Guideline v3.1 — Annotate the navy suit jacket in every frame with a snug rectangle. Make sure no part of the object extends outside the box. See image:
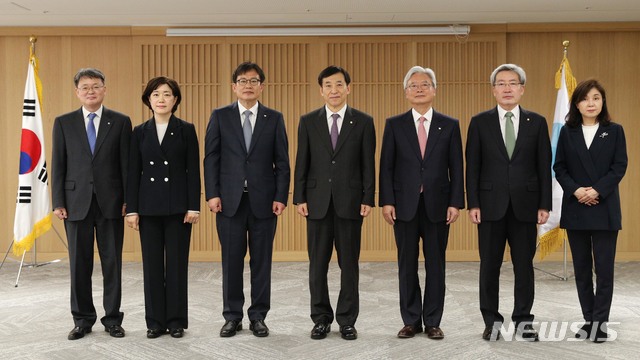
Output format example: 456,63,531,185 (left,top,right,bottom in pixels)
466,107,552,222
126,116,201,216
203,101,290,219
553,122,627,230
293,106,376,220
379,110,464,222
52,107,132,221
